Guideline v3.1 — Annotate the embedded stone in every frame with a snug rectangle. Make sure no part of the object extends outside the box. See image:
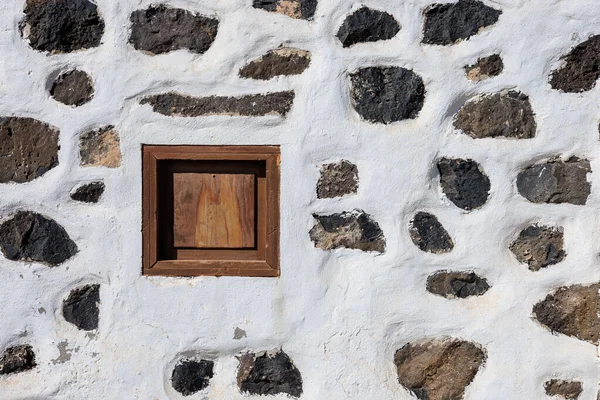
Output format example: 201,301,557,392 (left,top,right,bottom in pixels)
394,338,486,400
454,91,536,139
140,91,295,117
437,158,490,211
129,6,219,55
239,48,311,80
171,358,214,396
253,0,317,20
545,379,583,400
349,66,425,124
0,345,36,375
336,7,400,47
63,284,100,331
517,157,591,205
532,283,600,345
509,225,565,271
422,0,502,45
316,160,358,198
409,212,453,254
70,181,105,203
50,70,94,107
0,211,77,266
79,126,122,168
309,210,385,253
237,350,303,397
465,54,504,81
550,35,600,93
20,0,105,53
0,117,59,183
426,271,489,299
